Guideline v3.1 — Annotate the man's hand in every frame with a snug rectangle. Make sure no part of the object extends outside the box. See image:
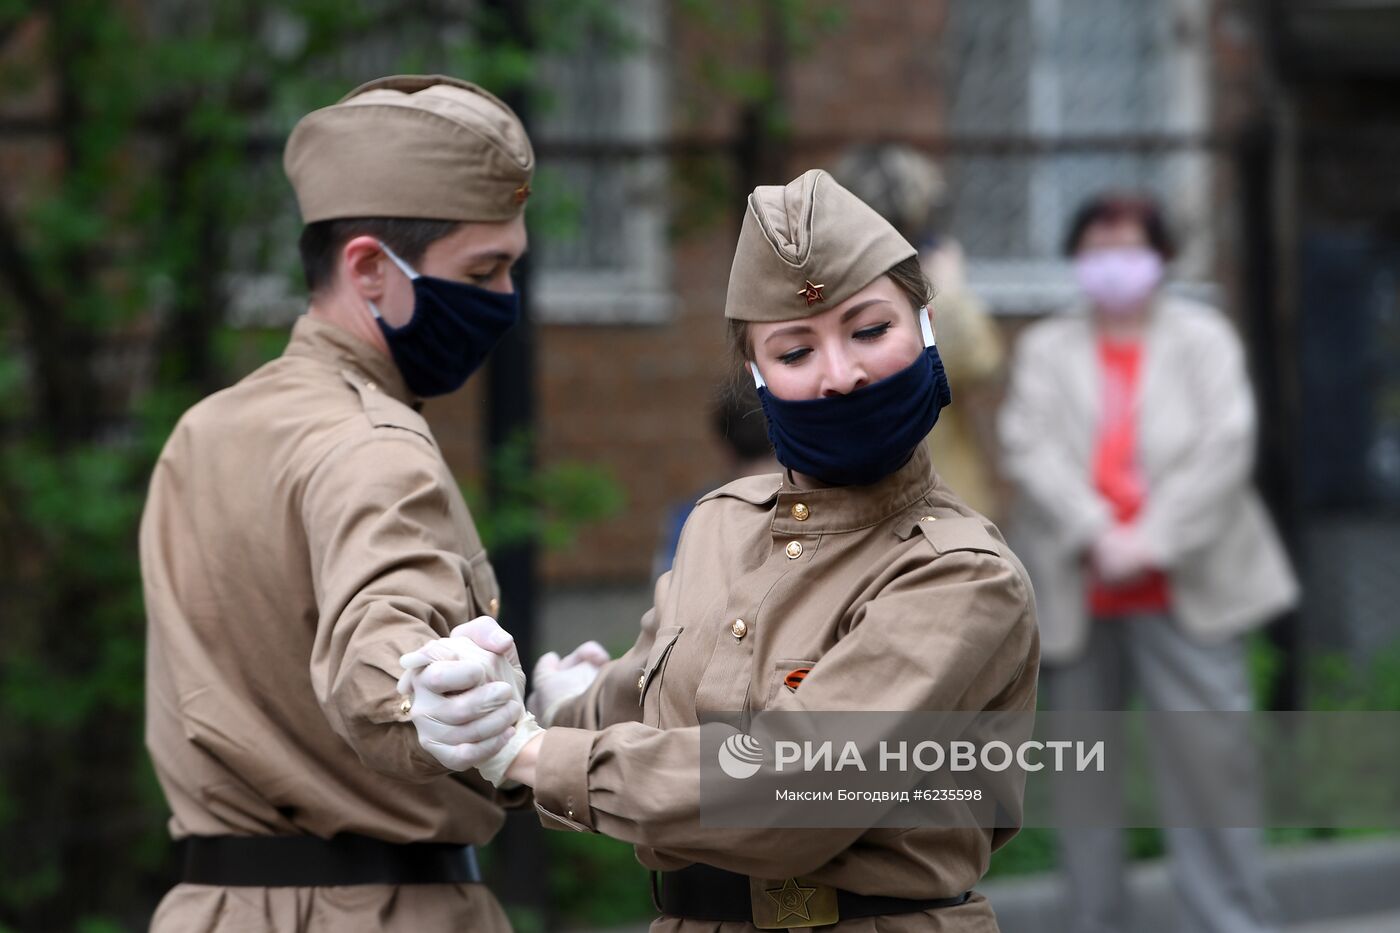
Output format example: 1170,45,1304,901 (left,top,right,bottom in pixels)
528,641,611,727
398,618,544,785
449,615,522,672
397,636,522,773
